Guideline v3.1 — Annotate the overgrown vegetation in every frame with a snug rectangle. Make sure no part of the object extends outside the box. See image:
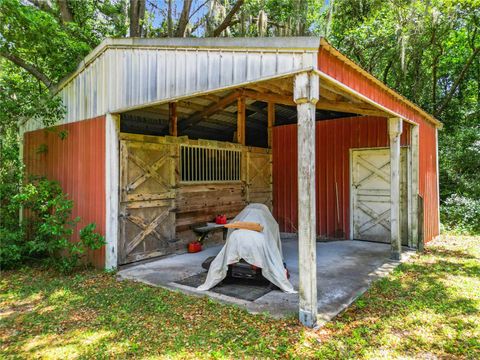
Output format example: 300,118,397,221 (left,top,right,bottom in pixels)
1,235,478,358
321,0,480,234
0,0,479,268
0,177,105,272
